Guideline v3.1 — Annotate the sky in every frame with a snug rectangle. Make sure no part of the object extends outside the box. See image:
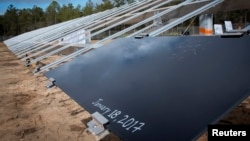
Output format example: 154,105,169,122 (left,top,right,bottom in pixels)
0,0,102,15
